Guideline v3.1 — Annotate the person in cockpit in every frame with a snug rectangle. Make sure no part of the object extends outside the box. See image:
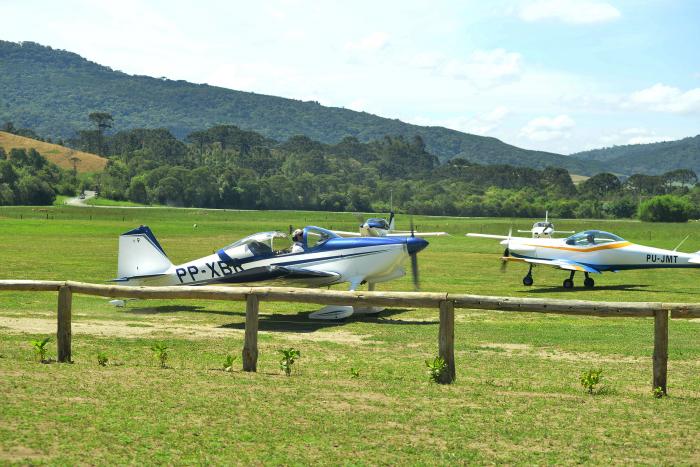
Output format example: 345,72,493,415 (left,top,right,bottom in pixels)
290,229,305,253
